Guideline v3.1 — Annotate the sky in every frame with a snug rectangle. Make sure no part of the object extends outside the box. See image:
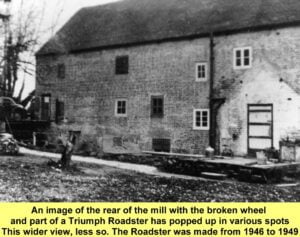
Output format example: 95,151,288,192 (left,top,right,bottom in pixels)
11,0,120,45
0,0,120,98
36,0,120,44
